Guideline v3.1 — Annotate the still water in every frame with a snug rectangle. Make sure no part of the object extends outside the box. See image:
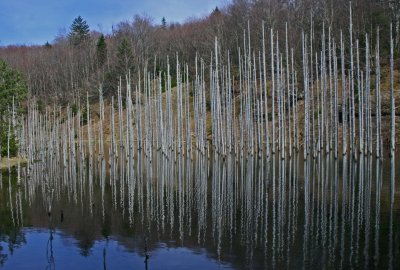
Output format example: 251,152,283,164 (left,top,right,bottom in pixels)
1,151,399,269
